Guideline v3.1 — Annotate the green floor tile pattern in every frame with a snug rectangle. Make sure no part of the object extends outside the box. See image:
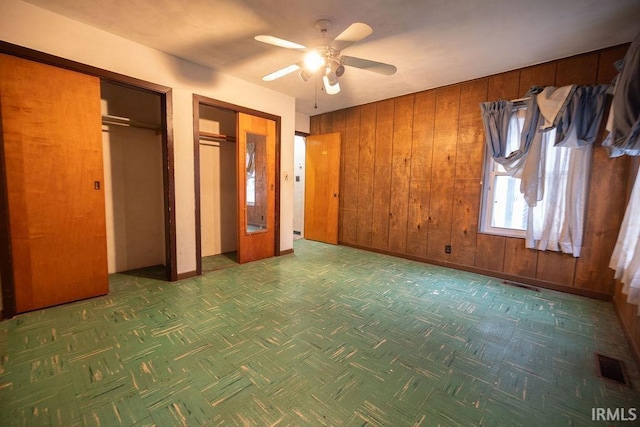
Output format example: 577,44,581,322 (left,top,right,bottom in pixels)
1,240,639,426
